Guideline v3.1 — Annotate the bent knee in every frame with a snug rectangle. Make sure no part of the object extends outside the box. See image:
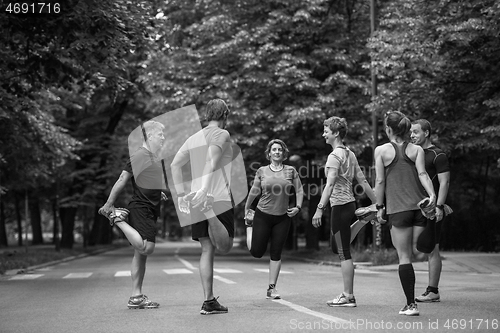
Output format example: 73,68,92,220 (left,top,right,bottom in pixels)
139,243,155,255
250,248,265,259
217,242,233,255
